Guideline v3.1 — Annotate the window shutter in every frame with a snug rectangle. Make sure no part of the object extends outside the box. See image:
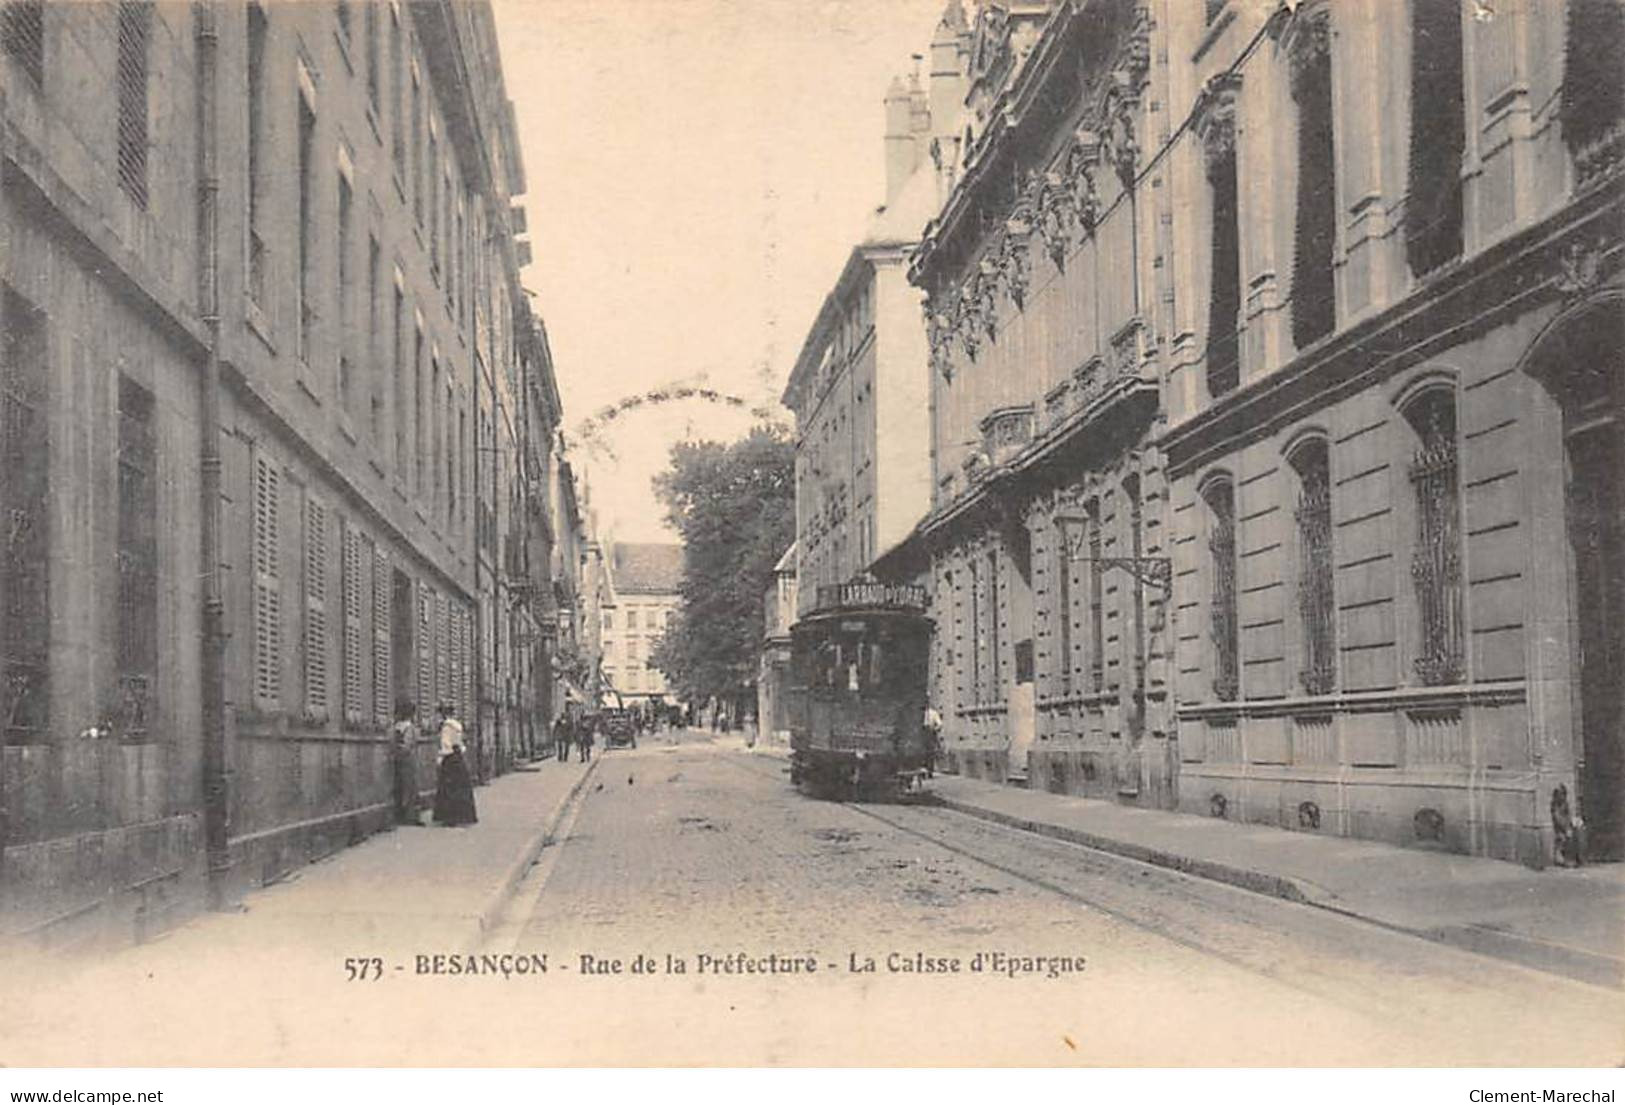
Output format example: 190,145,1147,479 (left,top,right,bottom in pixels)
341,521,365,725
435,590,450,712
304,495,330,719
373,546,392,726
252,454,282,709
417,584,434,714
